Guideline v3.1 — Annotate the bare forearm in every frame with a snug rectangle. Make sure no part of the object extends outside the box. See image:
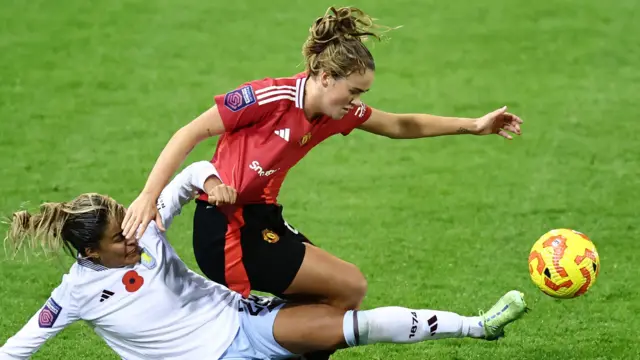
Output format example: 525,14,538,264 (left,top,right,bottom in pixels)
141,127,202,198
203,174,223,191
396,113,478,139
